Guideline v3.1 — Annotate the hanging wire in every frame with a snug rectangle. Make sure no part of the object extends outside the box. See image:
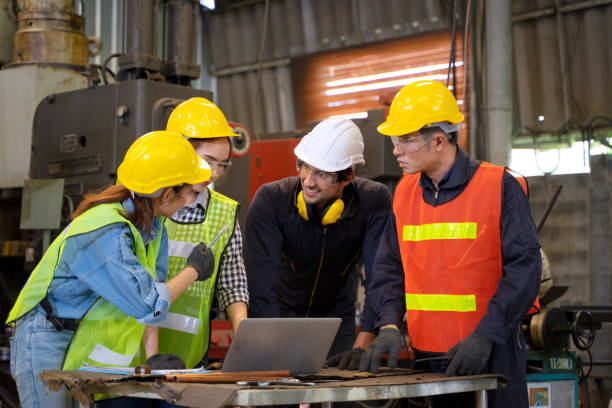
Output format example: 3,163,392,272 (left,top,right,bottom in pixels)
586,116,612,149
102,53,121,84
